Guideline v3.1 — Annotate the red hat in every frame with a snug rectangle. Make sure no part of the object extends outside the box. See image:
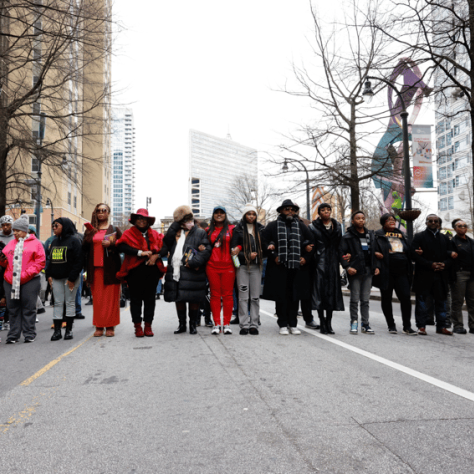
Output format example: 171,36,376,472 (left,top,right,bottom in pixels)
130,208,156,226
